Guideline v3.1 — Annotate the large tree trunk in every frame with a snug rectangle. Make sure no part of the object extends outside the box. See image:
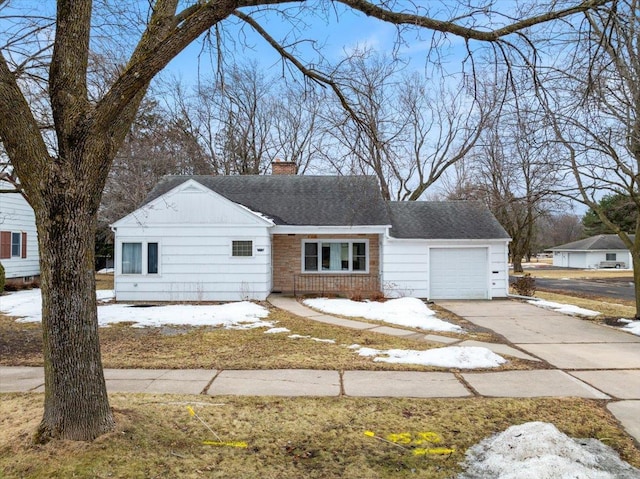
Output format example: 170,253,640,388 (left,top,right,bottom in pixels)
512,255,524,273
34,188,114,442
